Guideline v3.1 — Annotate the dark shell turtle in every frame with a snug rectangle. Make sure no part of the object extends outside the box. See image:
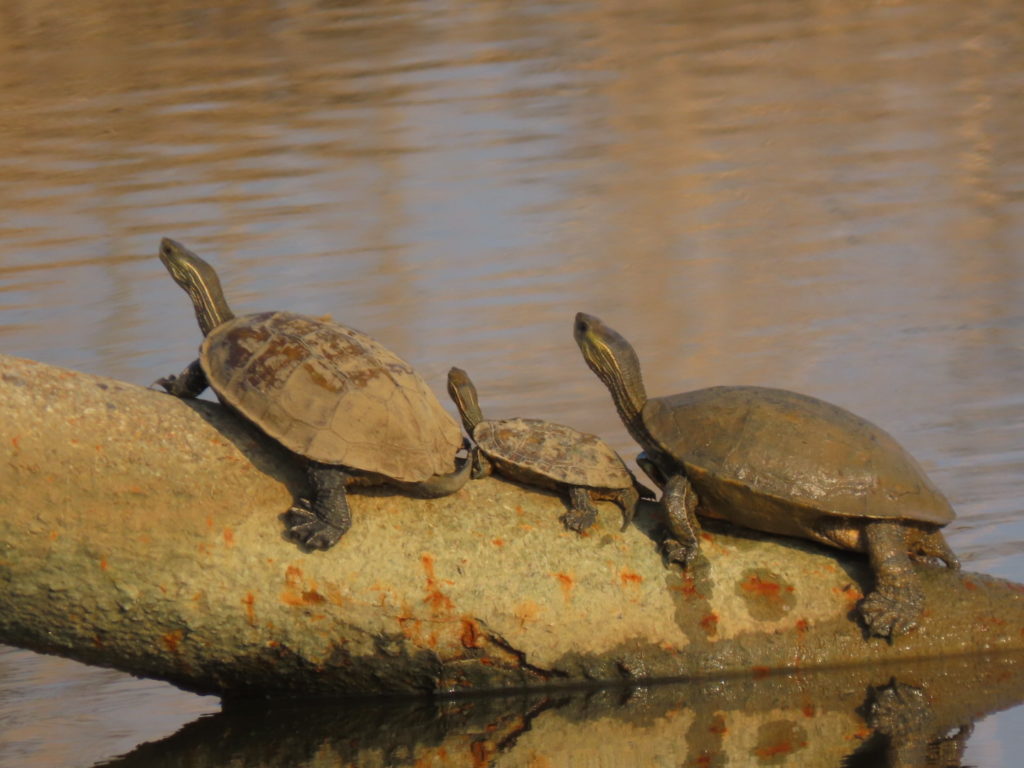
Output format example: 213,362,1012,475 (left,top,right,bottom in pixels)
154,238,469,551
447,367,650,532
574,312,958,639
